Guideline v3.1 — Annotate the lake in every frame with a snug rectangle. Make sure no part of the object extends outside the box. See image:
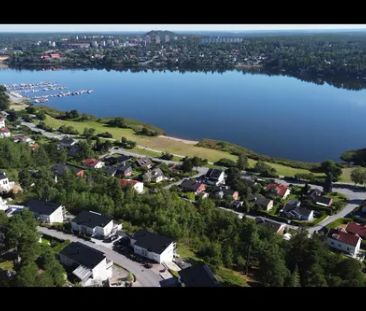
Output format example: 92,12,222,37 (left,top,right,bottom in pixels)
1,68,366,162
